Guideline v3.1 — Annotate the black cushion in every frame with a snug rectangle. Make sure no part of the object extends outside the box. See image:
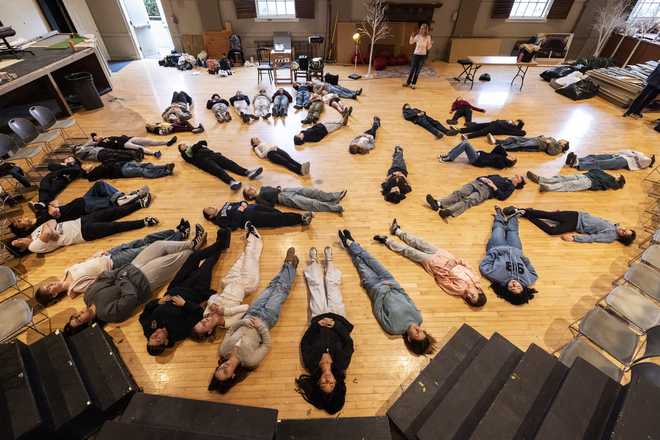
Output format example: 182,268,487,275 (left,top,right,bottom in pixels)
0,26,16,38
